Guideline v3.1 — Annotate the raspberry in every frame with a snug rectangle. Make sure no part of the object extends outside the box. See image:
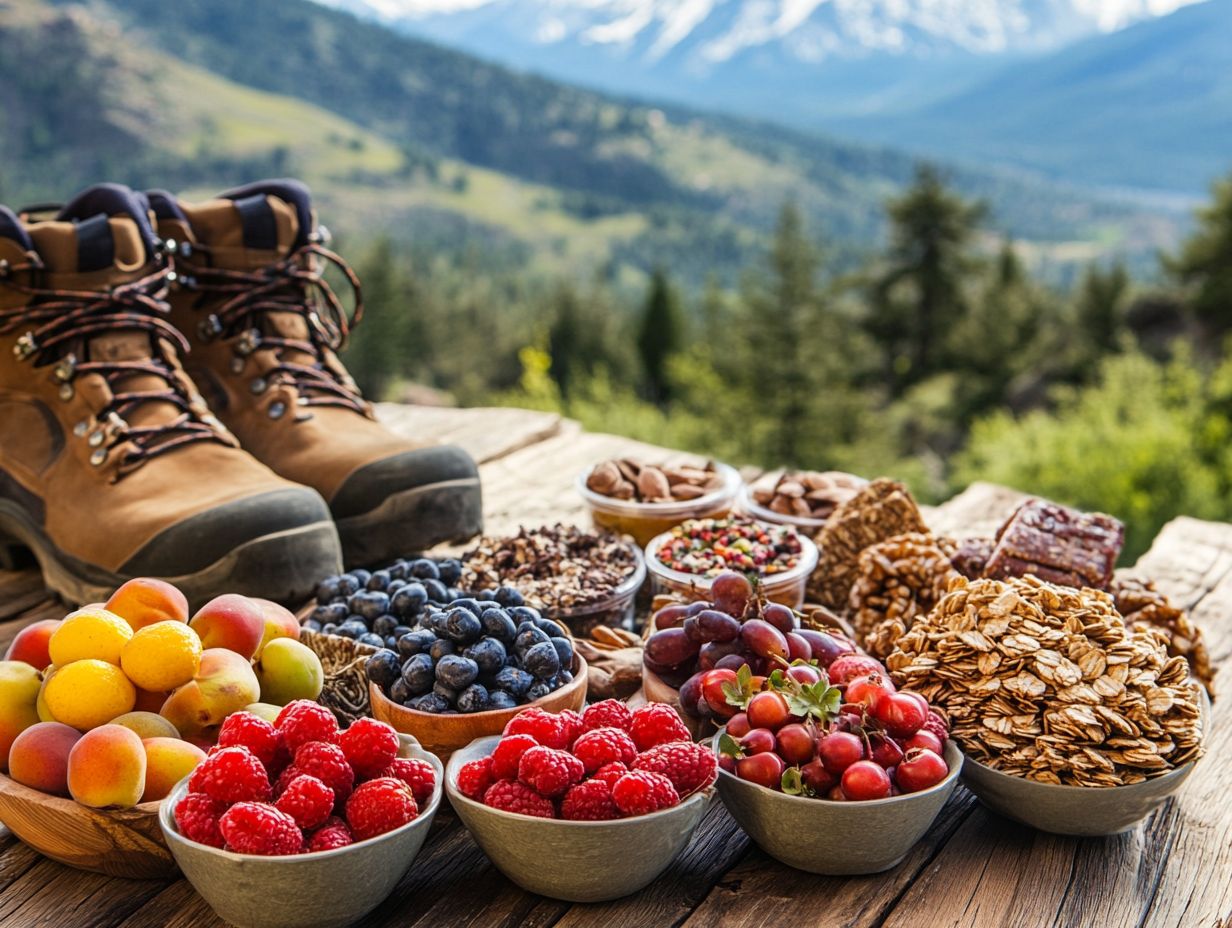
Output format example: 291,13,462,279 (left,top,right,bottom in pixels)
307,817,354,852
338,718,399,779
294,742,355,801
572,727,637,774
923,710,949,743
188,746,271,804
382,757,436,806
581,699,633,733
629,703,691,752
558,709,583,748
633,741,717,797
561,779,619,821
276,700,339,753
482,779,555,818
219,802,304,856
174,792,226,848
217,711,281,772
455,756,495,801
274,774,335,829
591,761,628,789
611,770,679,817
490,734,539,780
345,777,418,841
517,745,584,798
503,707,568,749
